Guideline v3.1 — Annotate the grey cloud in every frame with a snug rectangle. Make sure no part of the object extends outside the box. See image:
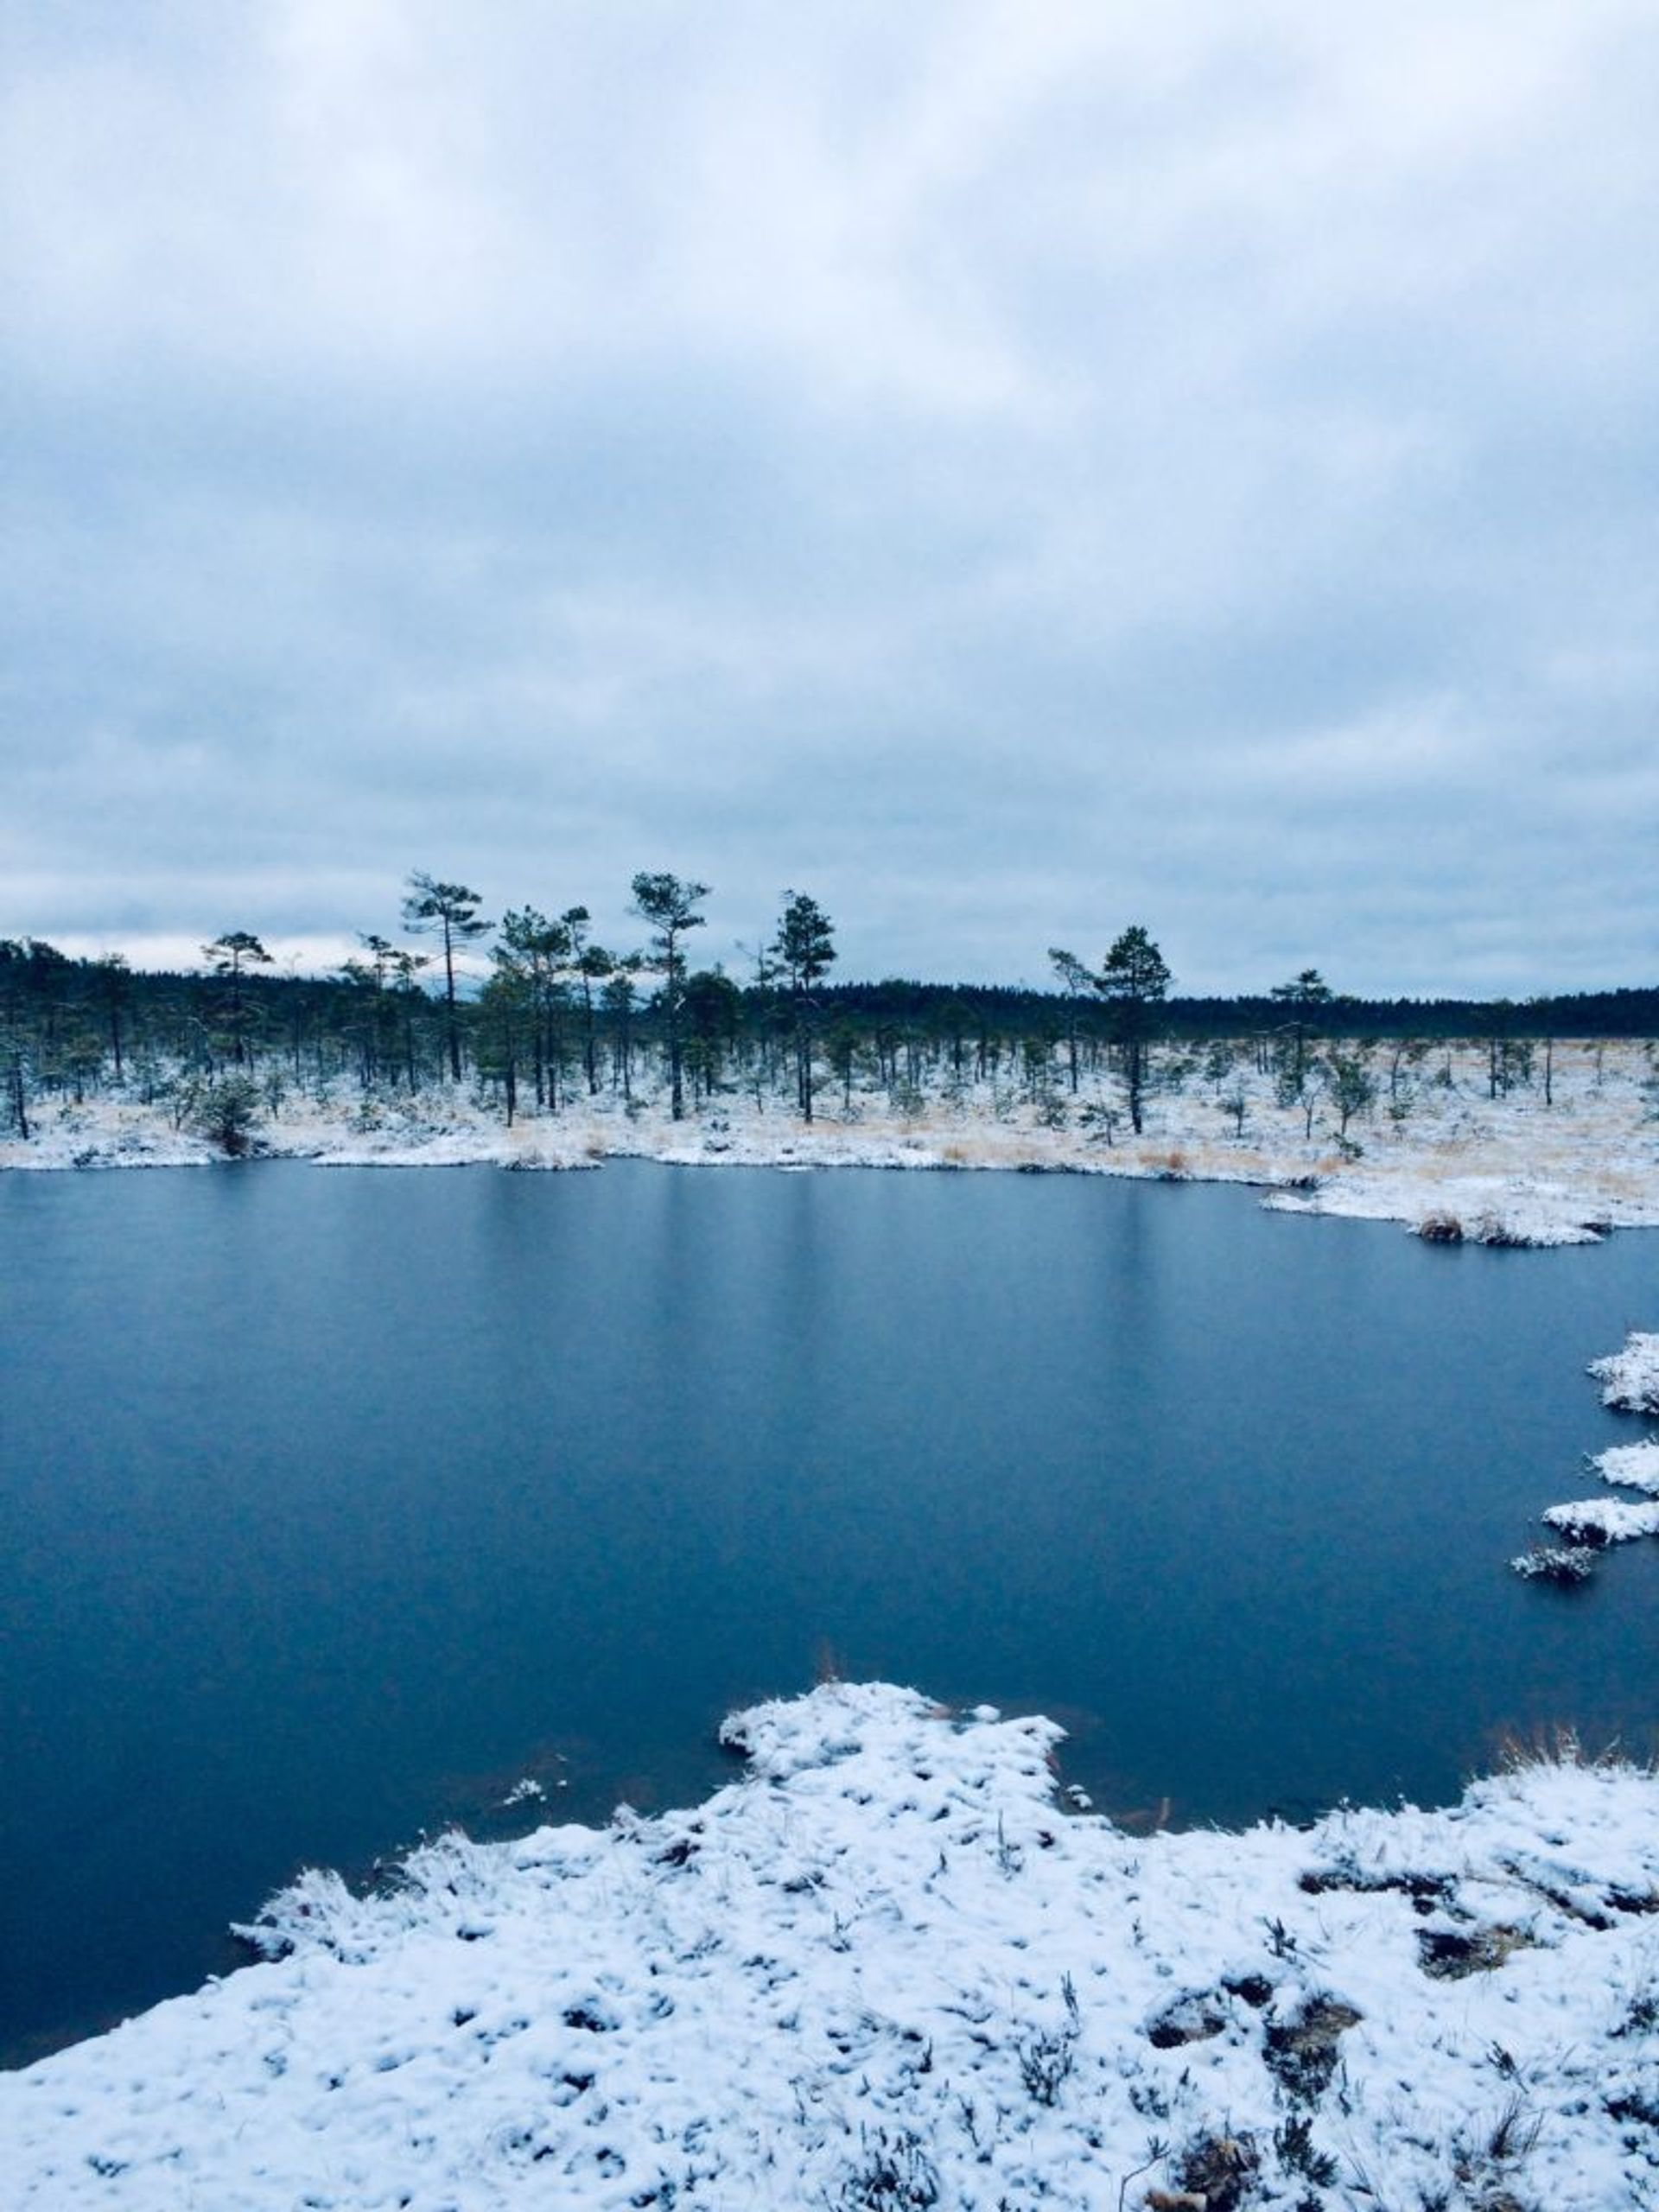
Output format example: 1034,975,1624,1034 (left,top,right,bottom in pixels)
3,2,1657,995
